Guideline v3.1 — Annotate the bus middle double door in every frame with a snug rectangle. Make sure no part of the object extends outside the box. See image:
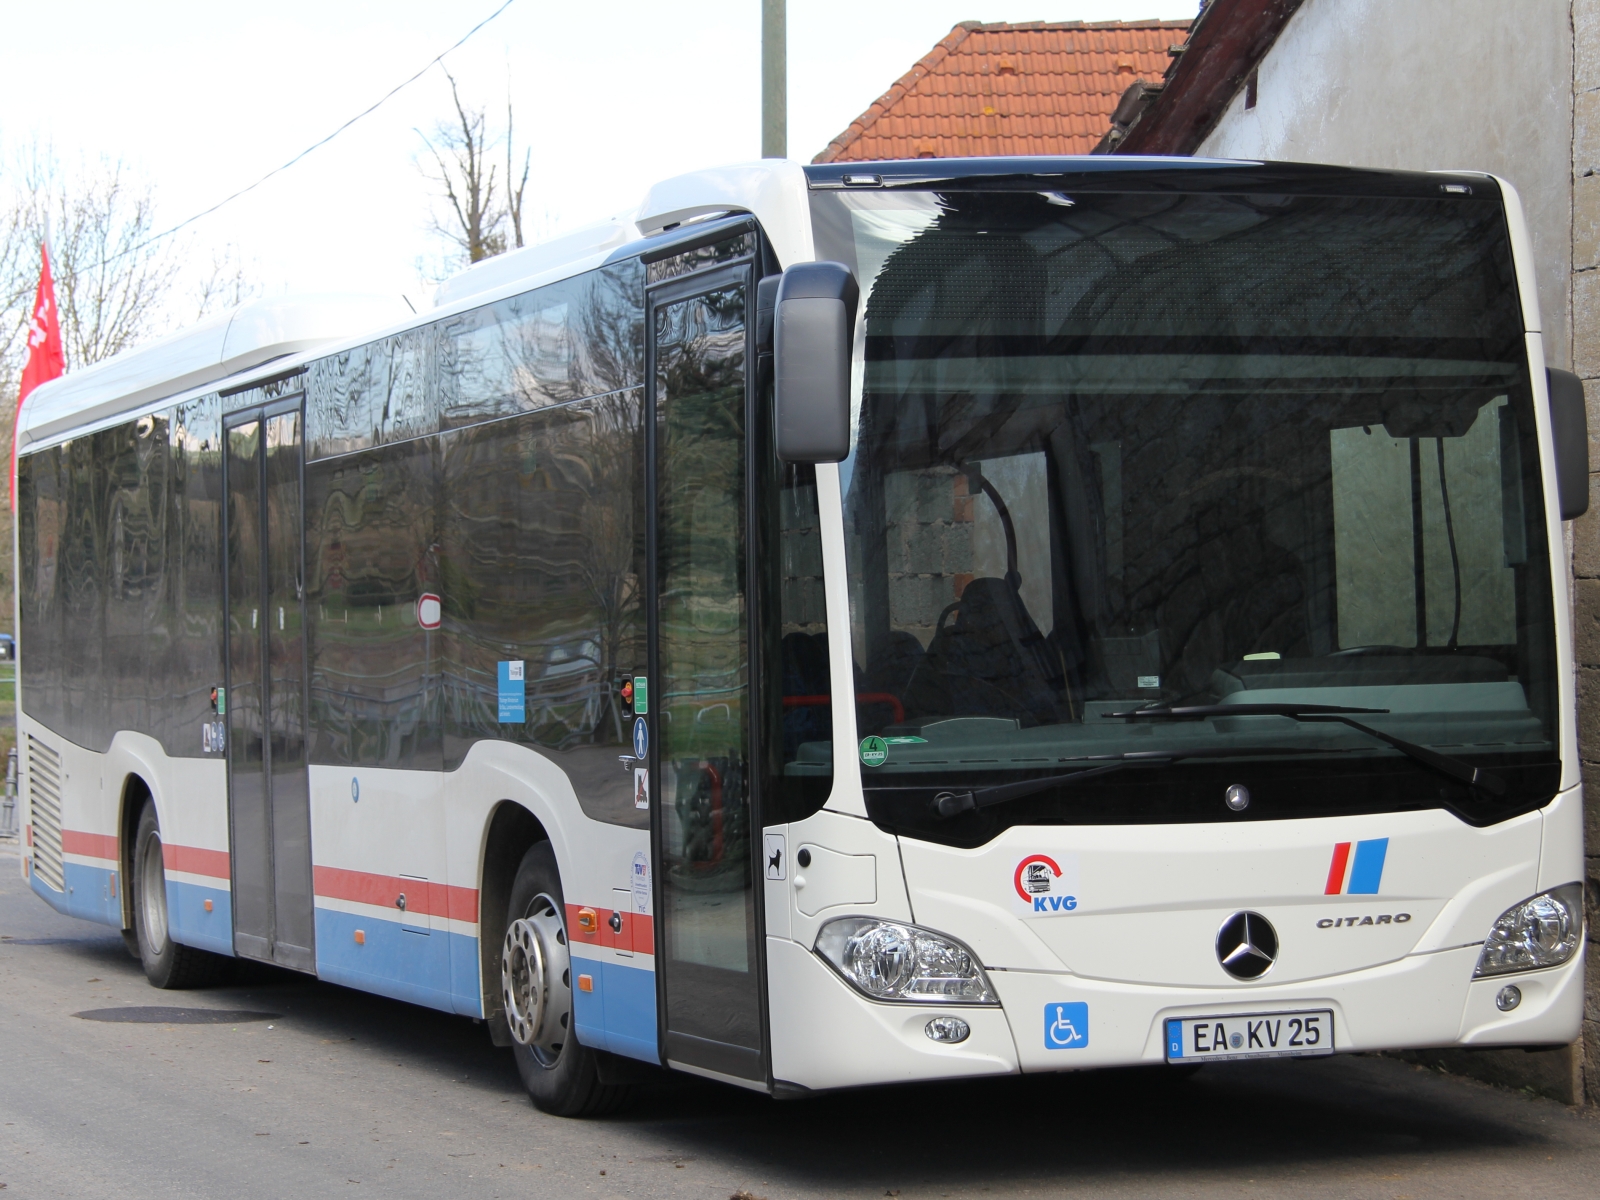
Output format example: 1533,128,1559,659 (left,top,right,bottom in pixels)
223,396,315,972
